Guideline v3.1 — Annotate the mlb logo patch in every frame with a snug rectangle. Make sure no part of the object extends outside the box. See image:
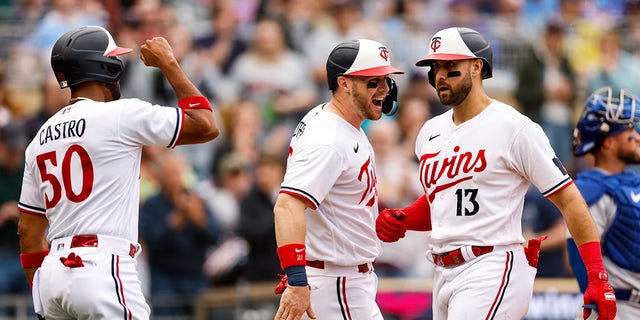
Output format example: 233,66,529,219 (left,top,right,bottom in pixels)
57,243,65,251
